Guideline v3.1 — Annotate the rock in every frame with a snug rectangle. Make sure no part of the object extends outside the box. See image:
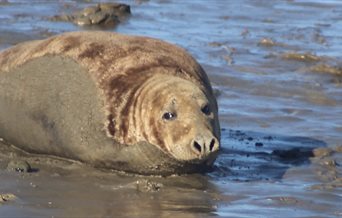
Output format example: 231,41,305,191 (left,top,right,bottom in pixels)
281,52,322,62
50,3,130,27
208,42,225,47
0,193,16,203
319,158,337,169
258,38,276,47
99,3,131,14
50,14,74,22
89,11,109,24
313,147,333,158
309,64,342,76
81,6,100,16
74,17,92,26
